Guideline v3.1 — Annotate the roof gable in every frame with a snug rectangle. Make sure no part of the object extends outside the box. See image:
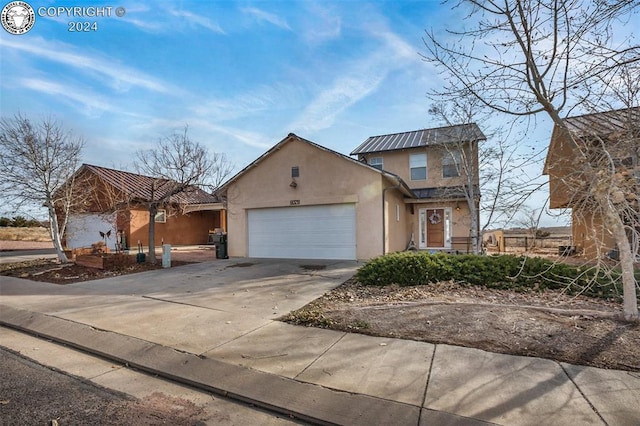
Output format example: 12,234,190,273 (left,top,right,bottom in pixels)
544,106,639,174
563,107,639,138
351,123,486,155
218,133,414,197
81,164,218,205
